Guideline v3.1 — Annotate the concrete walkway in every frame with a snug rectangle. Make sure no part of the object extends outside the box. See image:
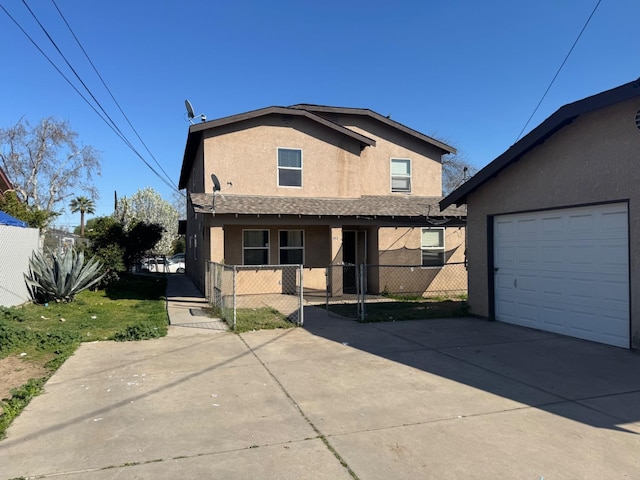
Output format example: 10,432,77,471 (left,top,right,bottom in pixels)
2,275,640,479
